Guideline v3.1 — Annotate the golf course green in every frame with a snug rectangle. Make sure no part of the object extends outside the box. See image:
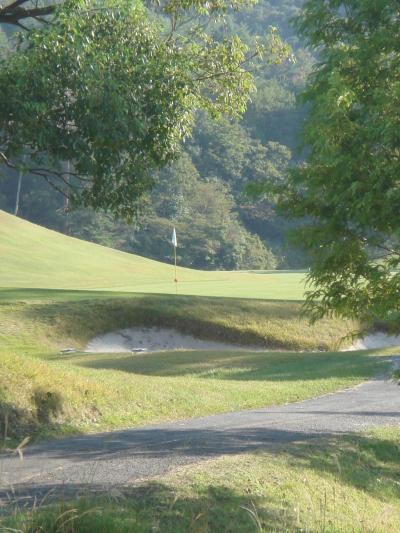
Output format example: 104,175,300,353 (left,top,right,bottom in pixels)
0,210,305,300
